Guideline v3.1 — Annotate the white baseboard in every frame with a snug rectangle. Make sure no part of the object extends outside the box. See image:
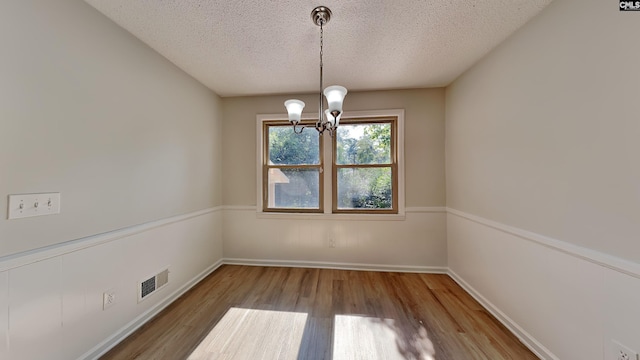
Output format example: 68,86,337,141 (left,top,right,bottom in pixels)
68,207,638,360
80,259,225,360
223,258,448,274
447,269,557,360
81,258,444,359
79,257,561,360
